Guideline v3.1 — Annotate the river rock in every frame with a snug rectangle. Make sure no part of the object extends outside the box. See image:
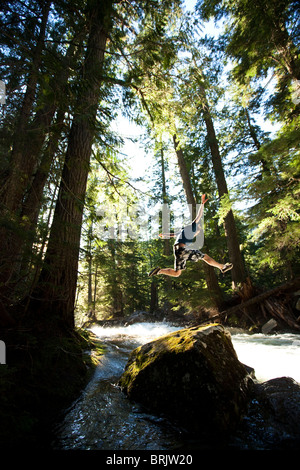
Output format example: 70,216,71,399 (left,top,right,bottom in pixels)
255,377,300,445
231,377,300,449
261,318,277,334
125,311,149,325
119,324,252,436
